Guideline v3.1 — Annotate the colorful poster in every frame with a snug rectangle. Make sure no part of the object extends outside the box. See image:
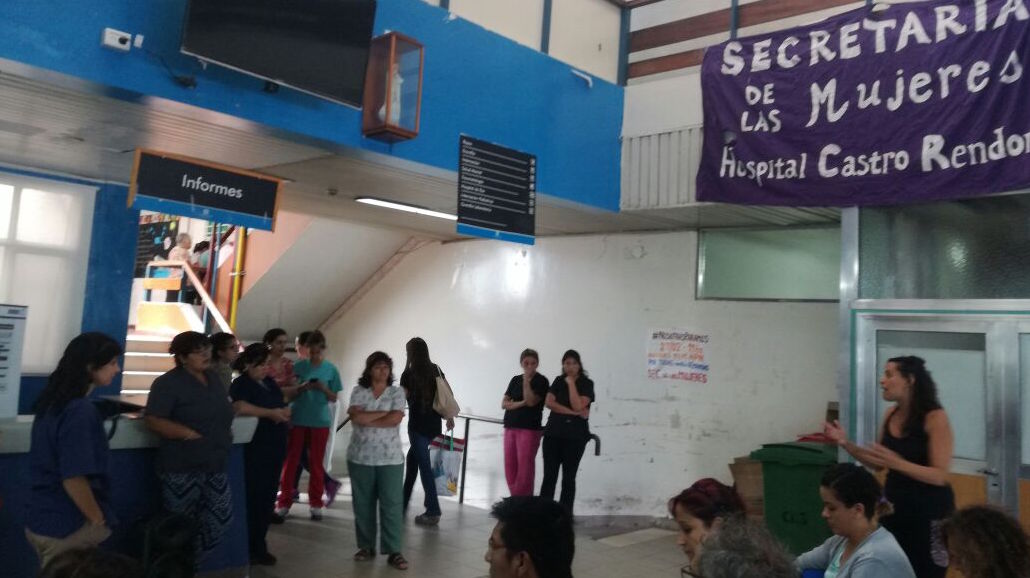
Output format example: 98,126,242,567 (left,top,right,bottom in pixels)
647,328,710,383
697,0,1030,206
